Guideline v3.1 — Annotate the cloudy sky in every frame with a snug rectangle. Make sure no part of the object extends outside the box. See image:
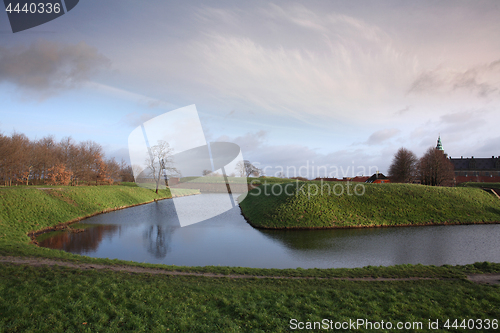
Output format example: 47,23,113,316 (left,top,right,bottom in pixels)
1,0,500,178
